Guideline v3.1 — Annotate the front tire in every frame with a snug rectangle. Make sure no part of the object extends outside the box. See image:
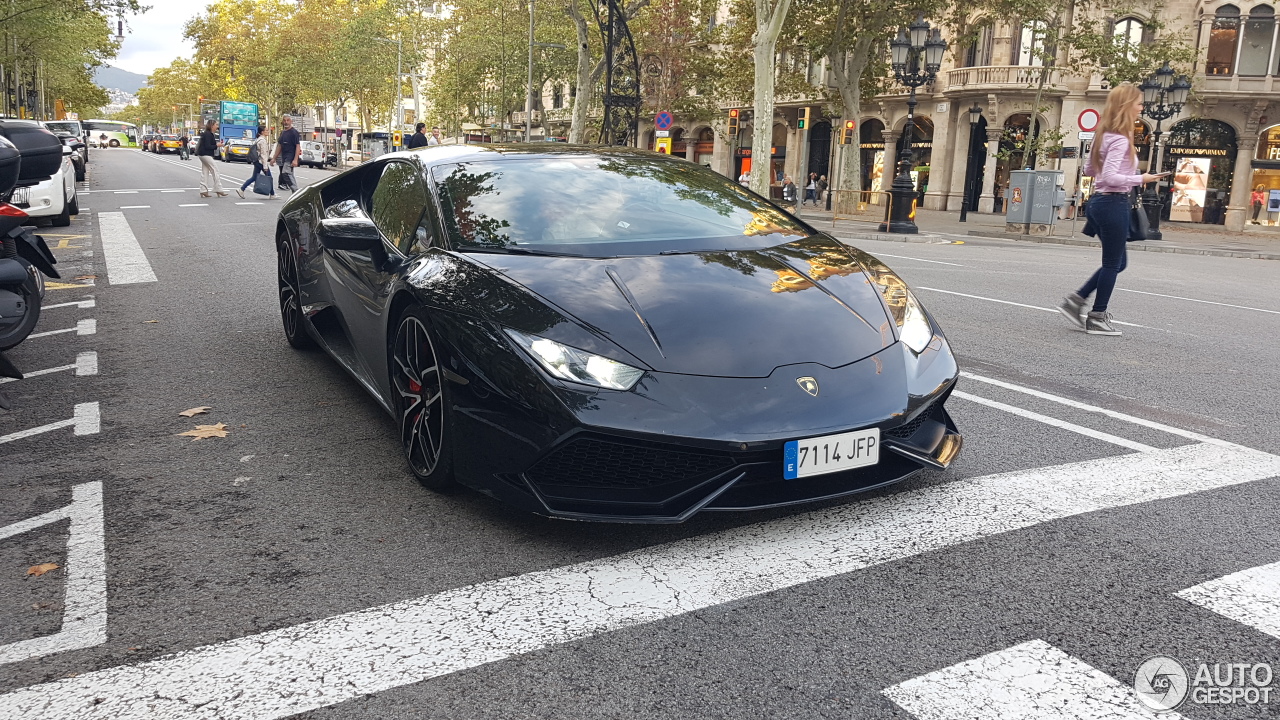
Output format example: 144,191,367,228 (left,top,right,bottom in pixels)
51,190,71,227
276,233,315,350
392,307,456,491
0,277,39,350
